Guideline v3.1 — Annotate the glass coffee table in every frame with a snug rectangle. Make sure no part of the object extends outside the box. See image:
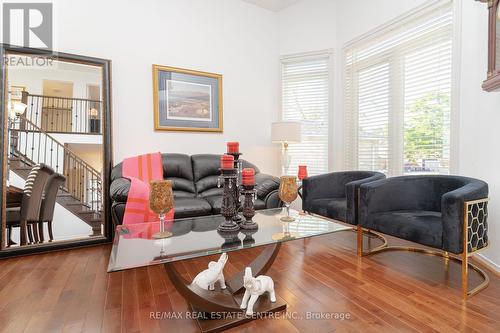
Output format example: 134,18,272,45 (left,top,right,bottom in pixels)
108,208,350,332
